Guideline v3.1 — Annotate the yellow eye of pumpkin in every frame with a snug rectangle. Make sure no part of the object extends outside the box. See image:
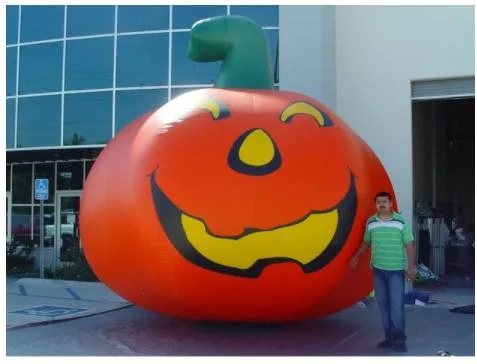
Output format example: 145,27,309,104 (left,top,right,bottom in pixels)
280,101,331,127
196,98,229,120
